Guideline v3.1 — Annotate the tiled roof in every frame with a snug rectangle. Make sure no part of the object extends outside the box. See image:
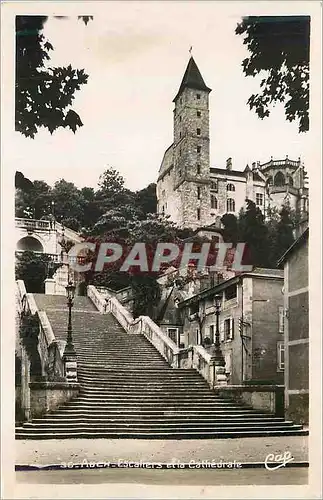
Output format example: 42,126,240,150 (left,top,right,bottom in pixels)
173,57,211,102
